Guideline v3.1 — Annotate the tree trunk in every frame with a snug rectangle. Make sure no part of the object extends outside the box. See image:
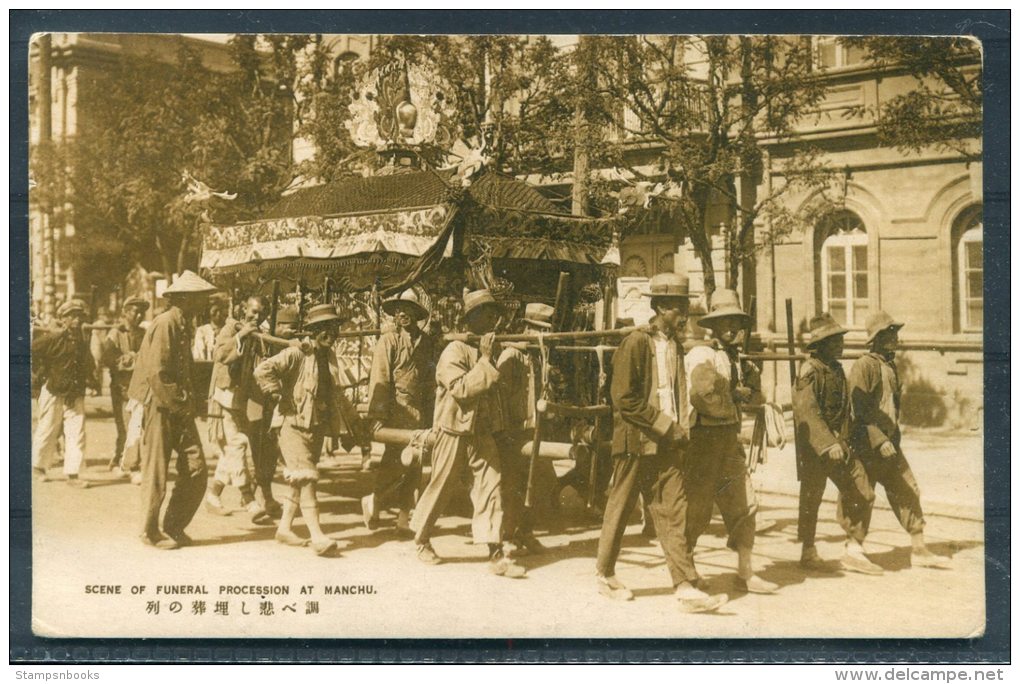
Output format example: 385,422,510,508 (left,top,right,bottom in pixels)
176,232,191,276
571,36,595,217
155,234,174,279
